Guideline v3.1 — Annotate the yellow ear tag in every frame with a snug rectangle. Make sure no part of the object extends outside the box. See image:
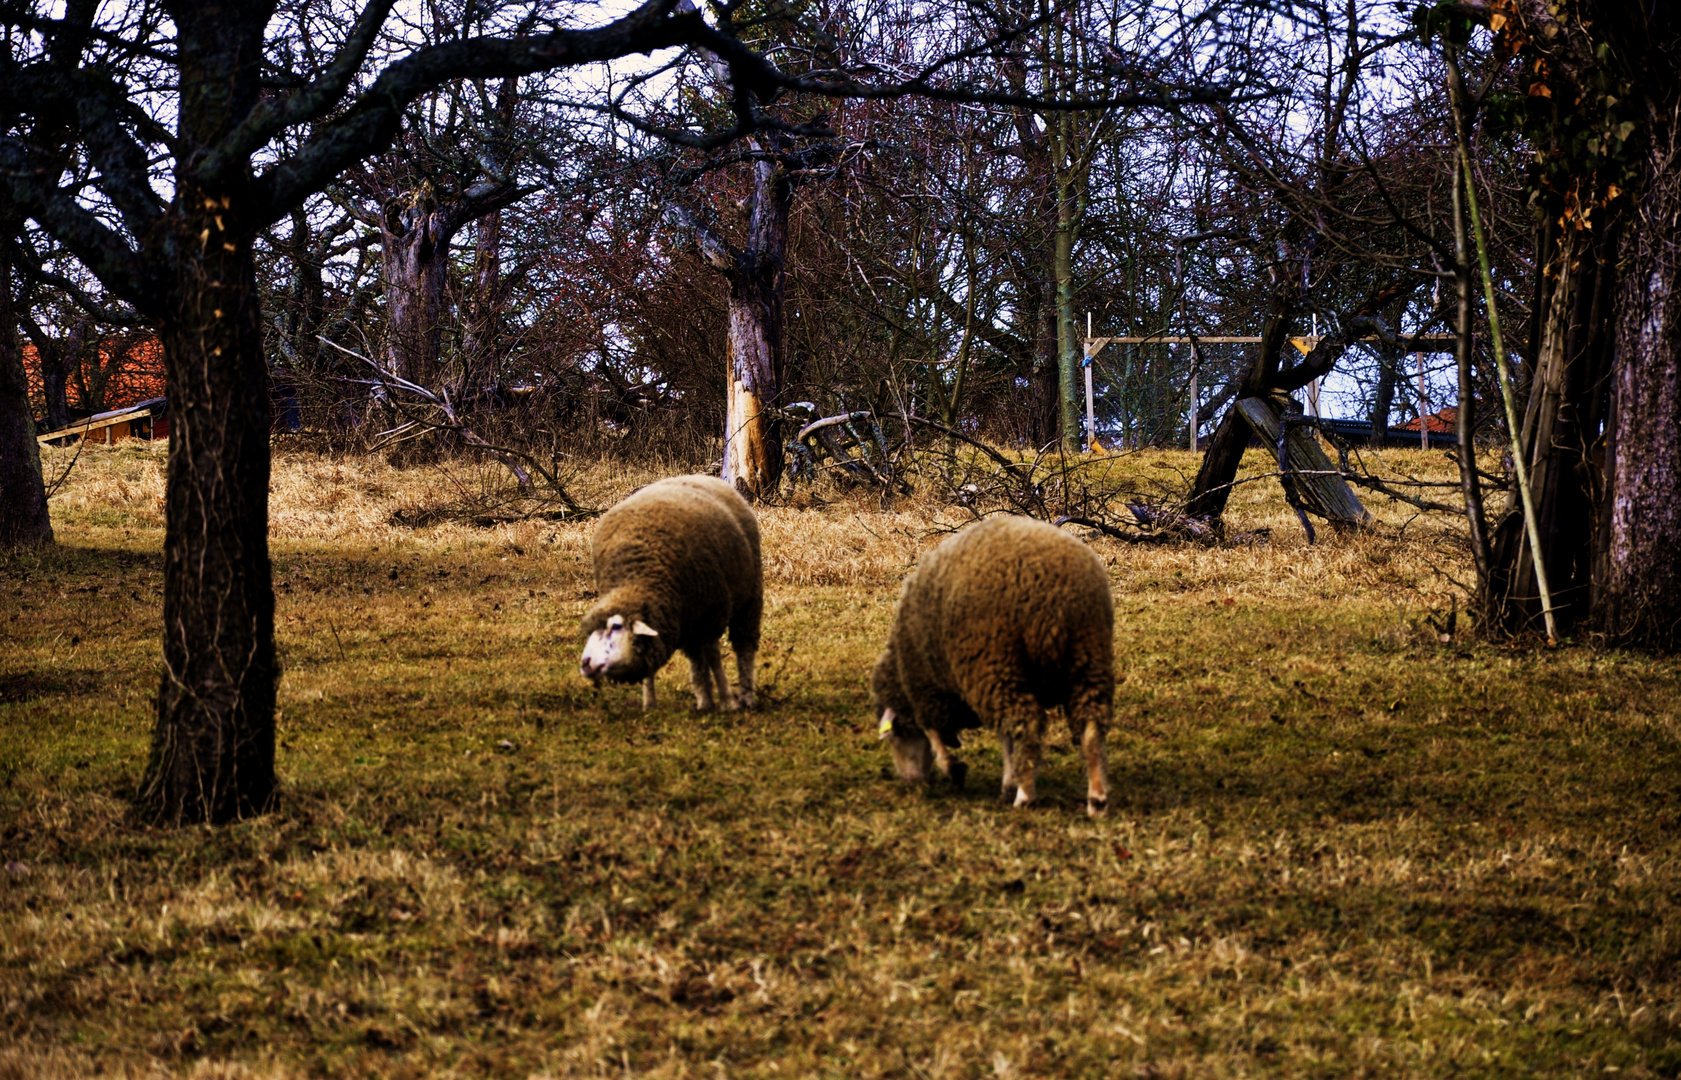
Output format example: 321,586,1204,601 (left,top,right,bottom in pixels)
877,714,893,740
